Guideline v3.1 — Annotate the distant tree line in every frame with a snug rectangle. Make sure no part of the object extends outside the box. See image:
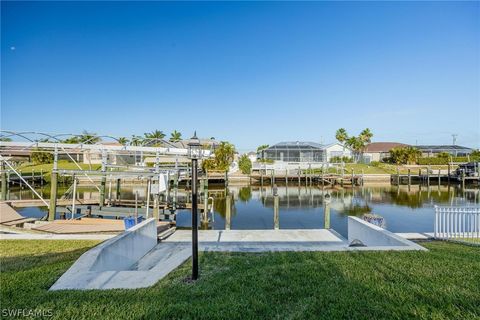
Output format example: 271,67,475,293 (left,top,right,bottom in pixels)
37,129,186,146
385,147,480,165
